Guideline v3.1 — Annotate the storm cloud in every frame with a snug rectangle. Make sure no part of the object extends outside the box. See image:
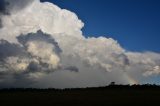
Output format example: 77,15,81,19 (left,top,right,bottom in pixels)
0,0,7,28
0,0,160,88
0,30,62,87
